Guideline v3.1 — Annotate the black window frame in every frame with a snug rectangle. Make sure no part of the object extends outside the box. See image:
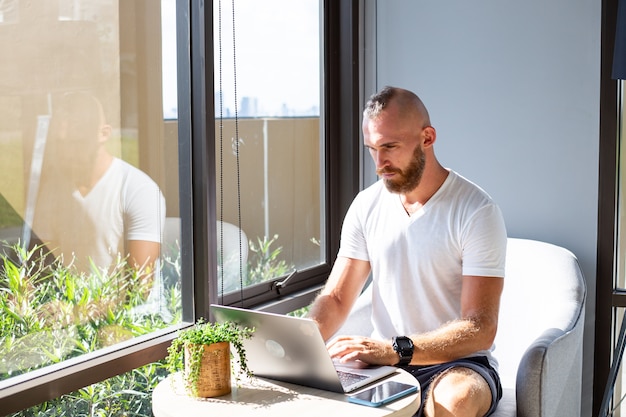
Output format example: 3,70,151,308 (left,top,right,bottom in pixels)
594,0,621,414
0,0,361,414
